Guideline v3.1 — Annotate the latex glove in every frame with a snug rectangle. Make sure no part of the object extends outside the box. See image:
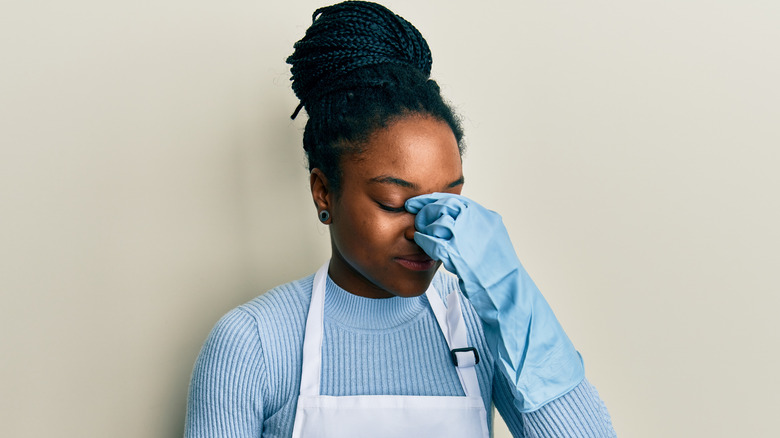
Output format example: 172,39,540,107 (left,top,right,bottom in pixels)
405,193,584,412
